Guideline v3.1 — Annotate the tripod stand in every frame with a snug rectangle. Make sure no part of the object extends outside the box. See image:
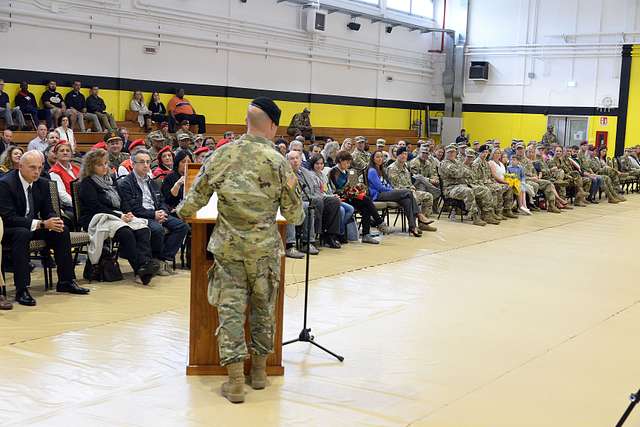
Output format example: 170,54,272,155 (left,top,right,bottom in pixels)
283,192,344,362
616,388,640,427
